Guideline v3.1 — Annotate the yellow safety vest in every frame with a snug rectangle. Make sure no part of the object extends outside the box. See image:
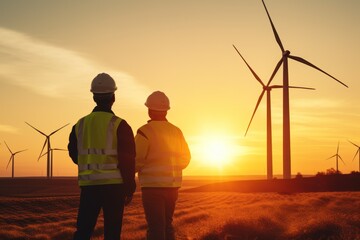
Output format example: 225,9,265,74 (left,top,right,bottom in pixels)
75,112,123,186
135,121,191,188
